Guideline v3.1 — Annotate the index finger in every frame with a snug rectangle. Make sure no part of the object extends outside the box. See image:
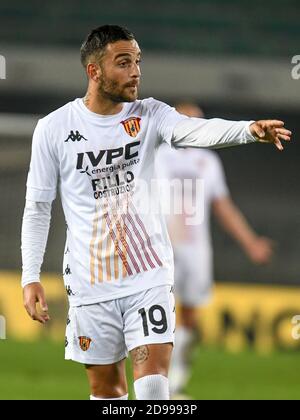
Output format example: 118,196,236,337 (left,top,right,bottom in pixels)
267,120,285,127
